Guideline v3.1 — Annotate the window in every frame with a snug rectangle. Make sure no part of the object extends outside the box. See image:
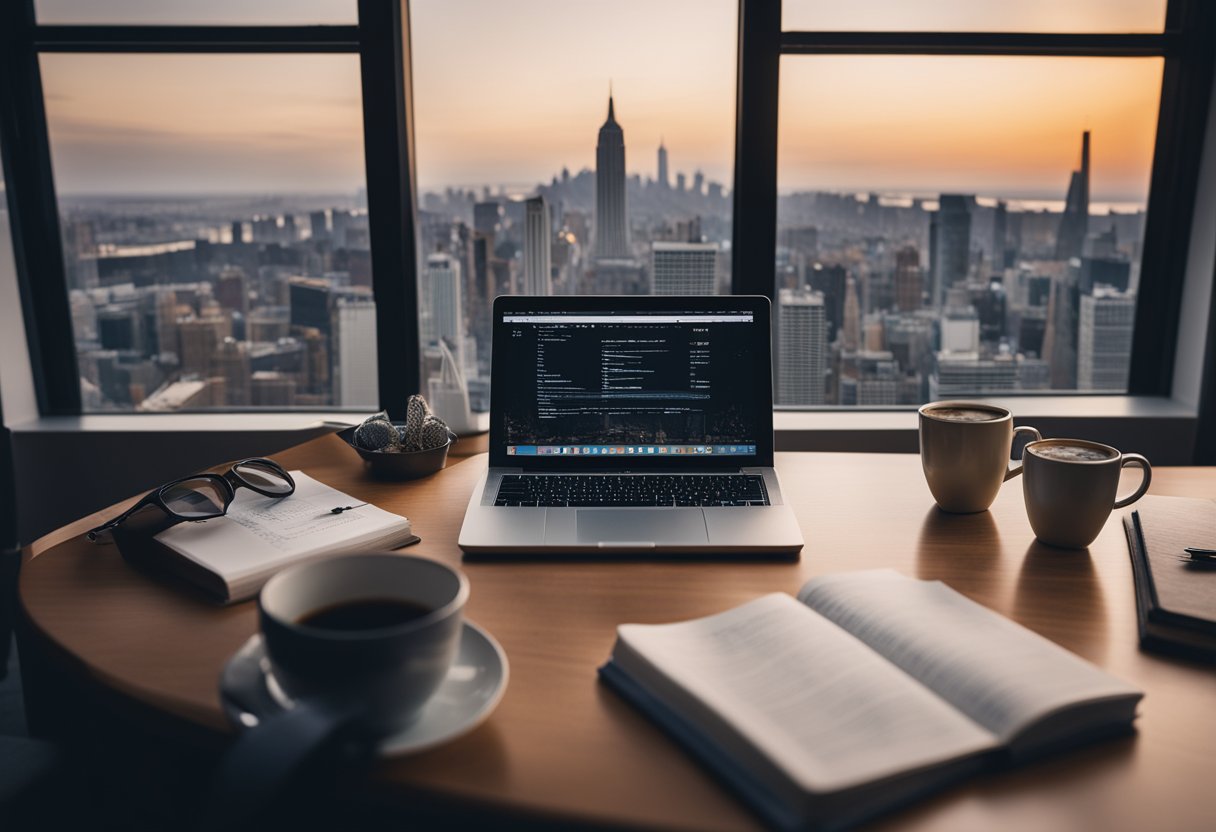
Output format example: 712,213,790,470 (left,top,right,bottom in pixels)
732,1,1212,411
775,55,1161,405
42,53,375,412
408,0,737,413
3,1,1213,436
